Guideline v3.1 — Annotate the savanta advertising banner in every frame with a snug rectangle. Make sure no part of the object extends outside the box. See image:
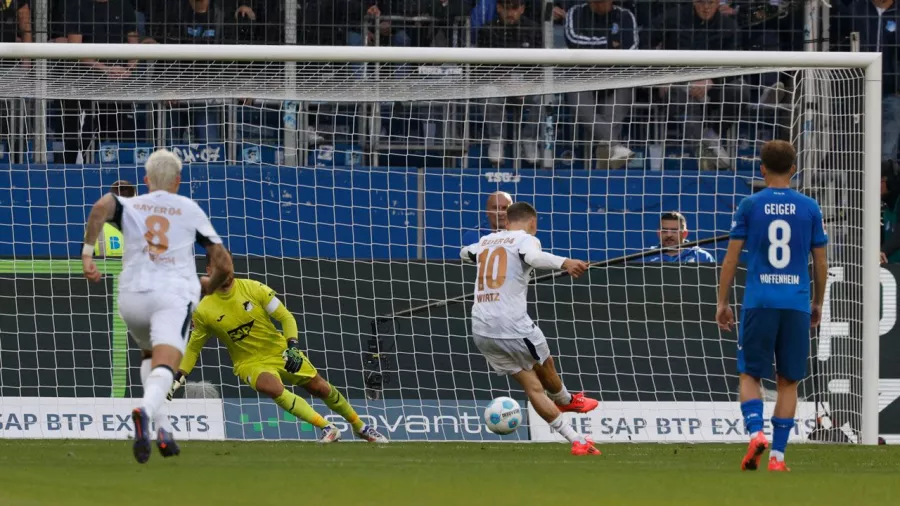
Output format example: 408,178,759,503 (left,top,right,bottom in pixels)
0,398,225,440
222,399,528,441
527,401,819,444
